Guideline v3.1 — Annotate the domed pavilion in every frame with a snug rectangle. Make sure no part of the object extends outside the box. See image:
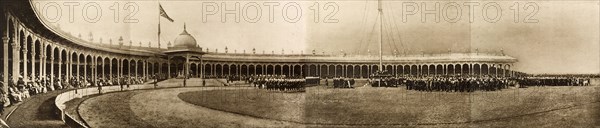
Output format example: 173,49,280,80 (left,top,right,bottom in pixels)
163,23,206,80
